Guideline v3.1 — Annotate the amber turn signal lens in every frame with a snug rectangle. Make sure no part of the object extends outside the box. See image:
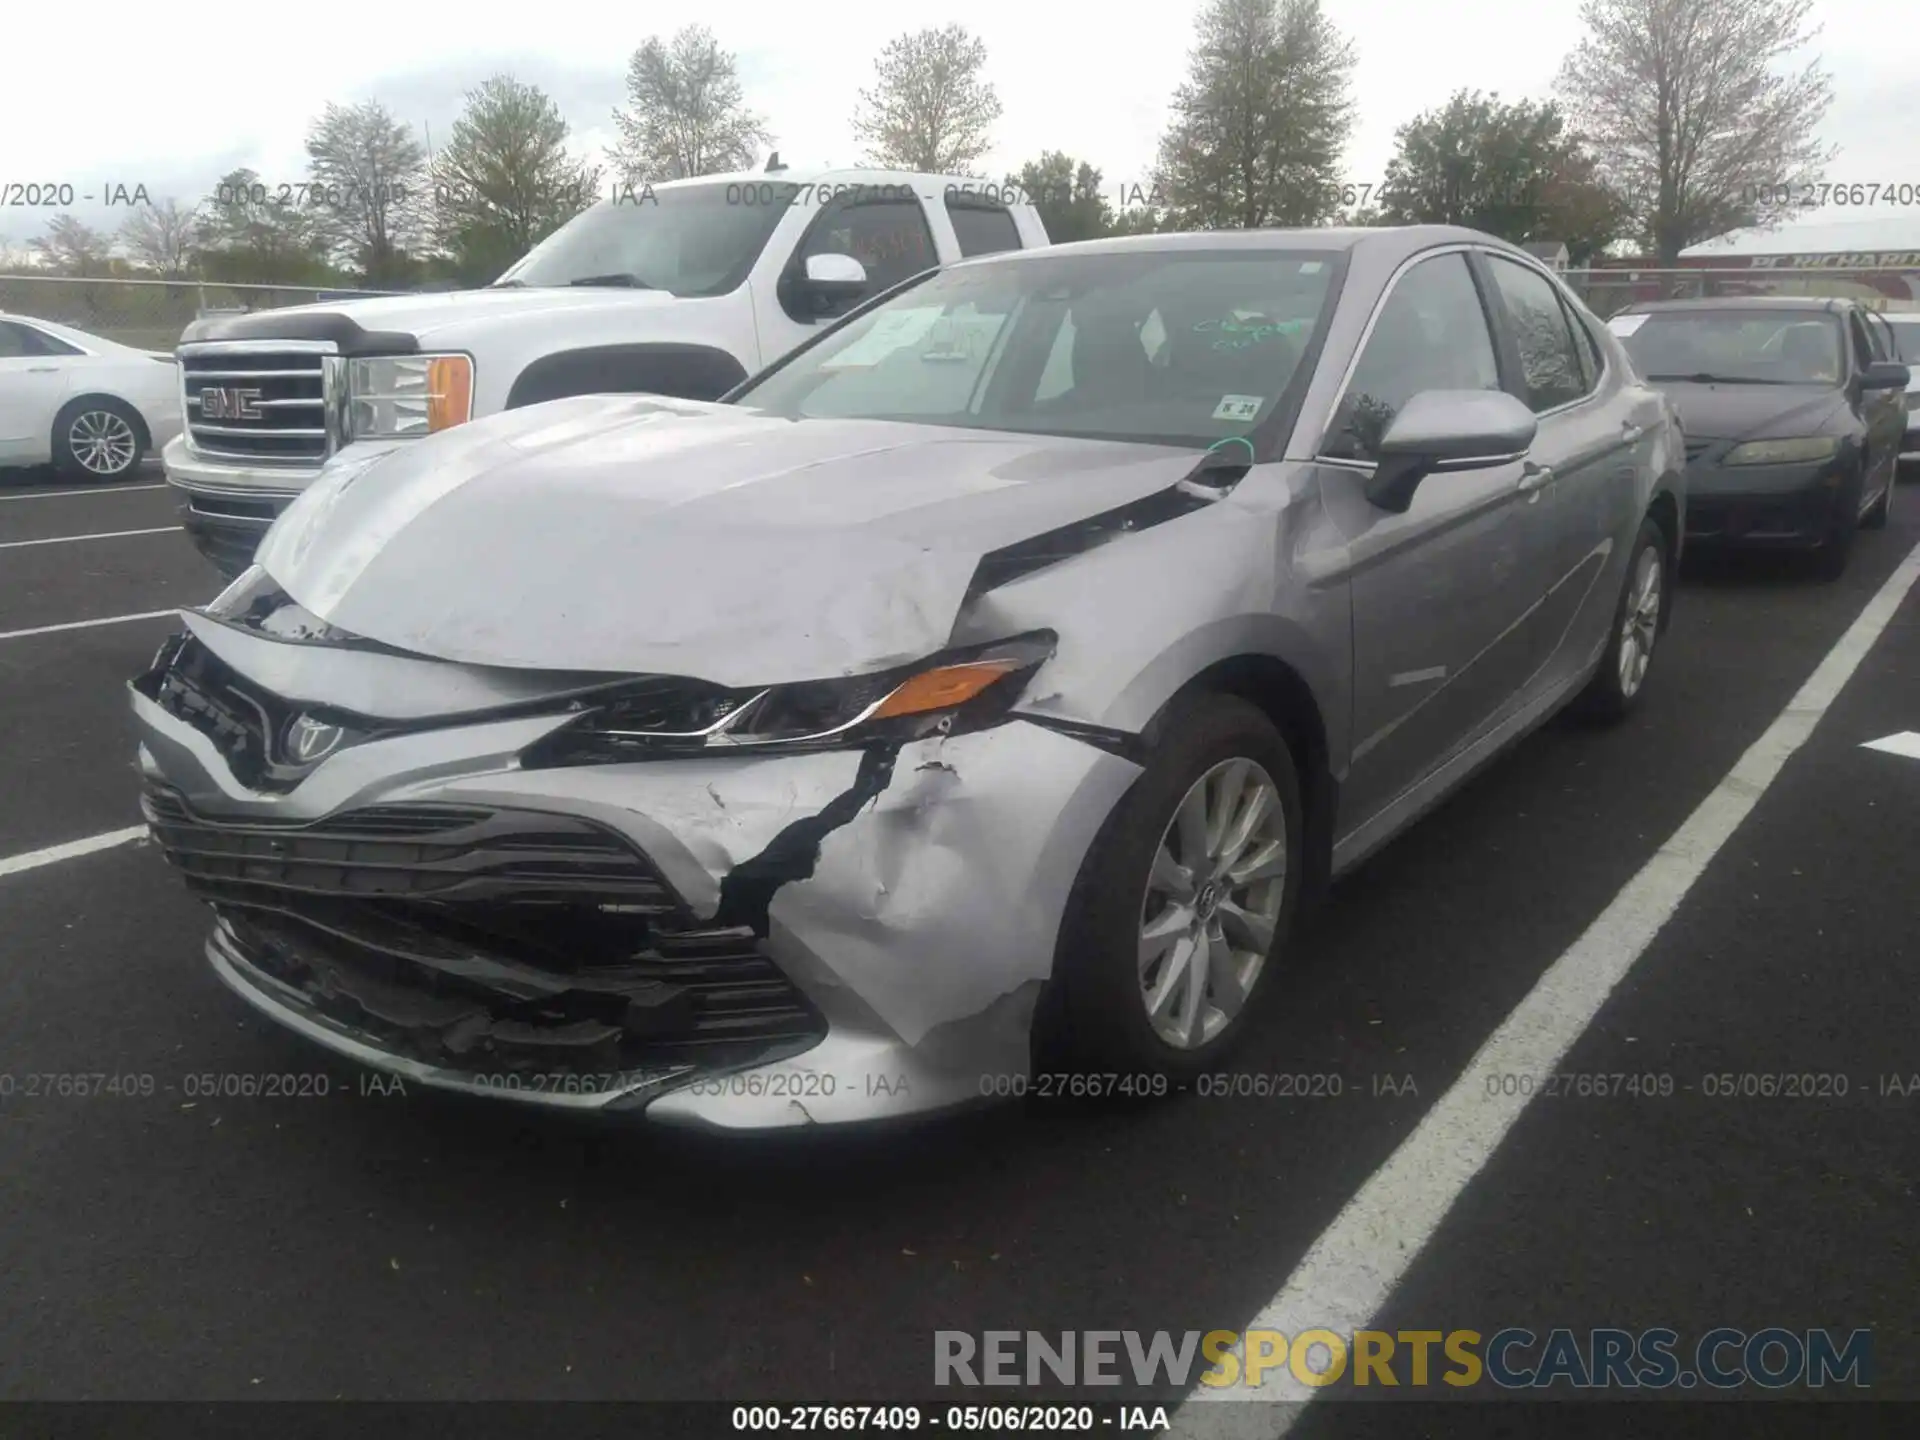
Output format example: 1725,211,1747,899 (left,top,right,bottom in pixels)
870,660,1022,719
426,355,474,433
